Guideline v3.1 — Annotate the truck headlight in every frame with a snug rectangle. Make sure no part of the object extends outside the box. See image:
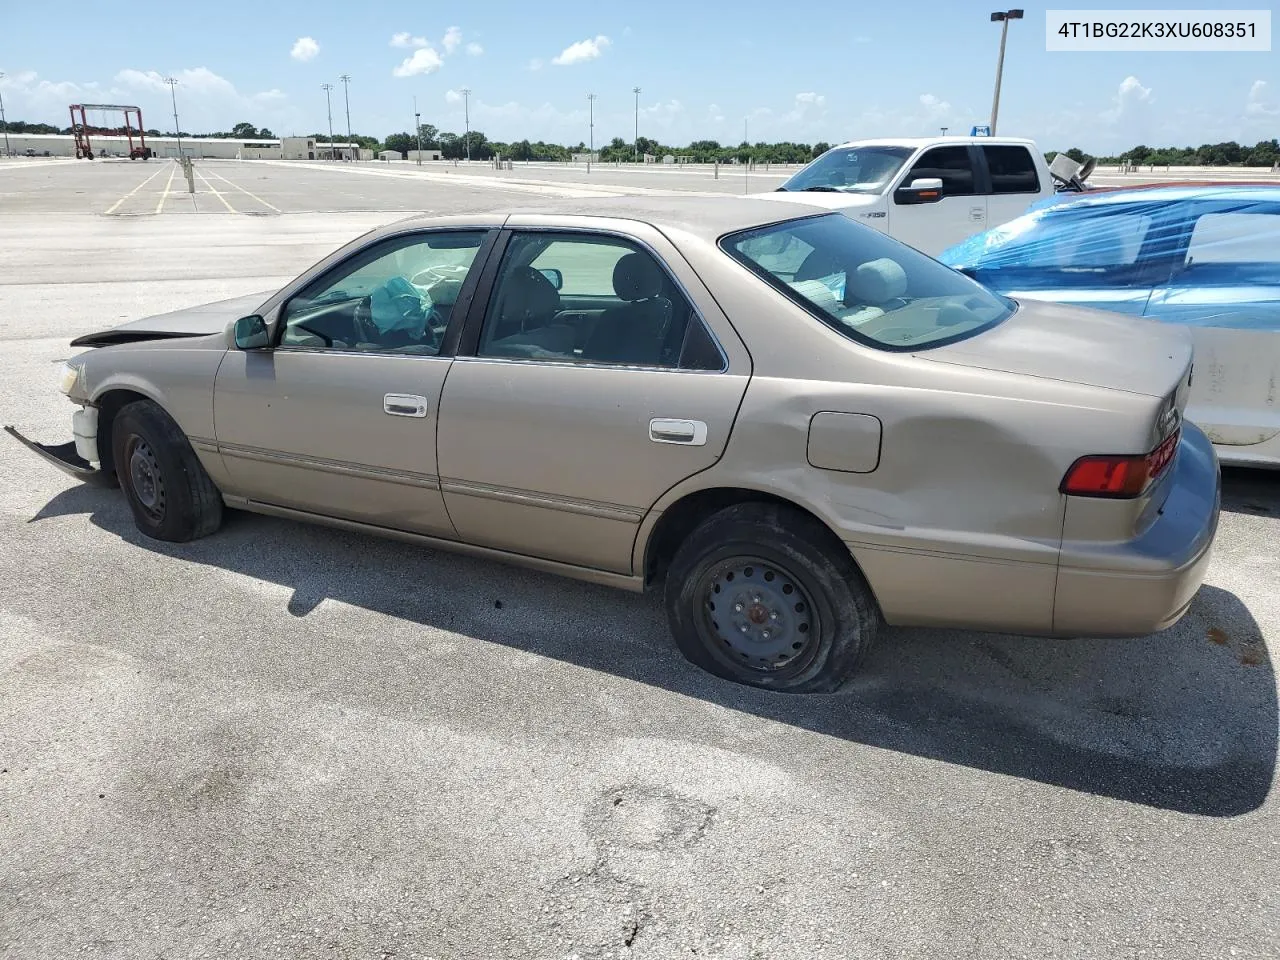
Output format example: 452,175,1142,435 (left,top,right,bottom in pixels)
58,361,84,397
